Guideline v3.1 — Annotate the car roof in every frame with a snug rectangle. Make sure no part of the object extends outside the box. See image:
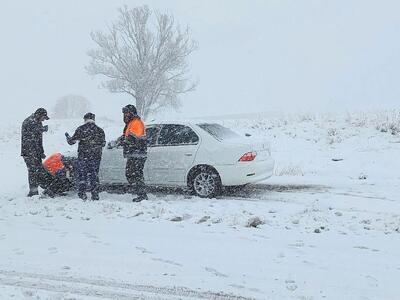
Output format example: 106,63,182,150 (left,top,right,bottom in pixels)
146,120,221,127
146,121,195,127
